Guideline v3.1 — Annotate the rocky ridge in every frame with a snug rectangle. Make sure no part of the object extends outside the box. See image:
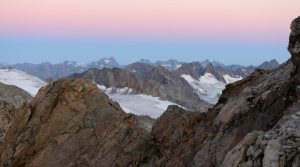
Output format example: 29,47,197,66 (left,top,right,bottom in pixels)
0,79,154,167
221,16,300,167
